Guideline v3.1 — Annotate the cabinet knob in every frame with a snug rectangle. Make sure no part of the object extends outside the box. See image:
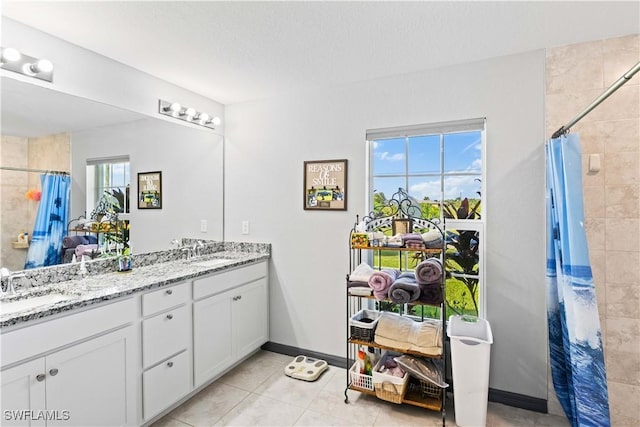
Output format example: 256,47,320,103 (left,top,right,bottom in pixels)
36,374,46,382
165,289,173,295
167,361,174,368
166,314,173,320
49,368,59,376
